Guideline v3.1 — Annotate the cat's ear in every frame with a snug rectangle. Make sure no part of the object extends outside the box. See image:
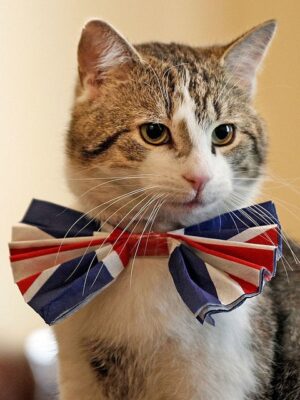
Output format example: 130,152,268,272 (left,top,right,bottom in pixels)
221,20,277,97
78,20,141,94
